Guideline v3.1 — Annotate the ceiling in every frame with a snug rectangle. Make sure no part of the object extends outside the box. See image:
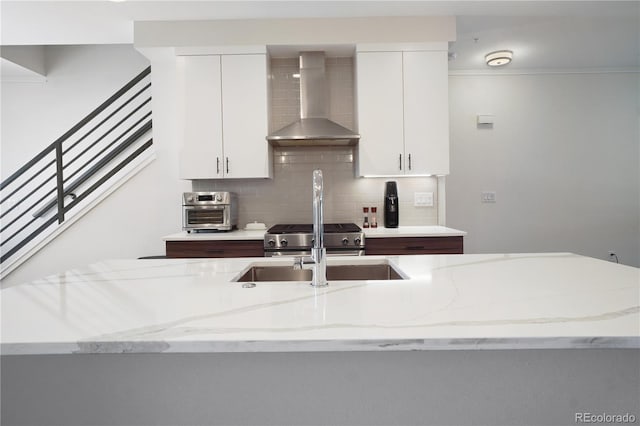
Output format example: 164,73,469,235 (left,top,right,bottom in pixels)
1,1,638,71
